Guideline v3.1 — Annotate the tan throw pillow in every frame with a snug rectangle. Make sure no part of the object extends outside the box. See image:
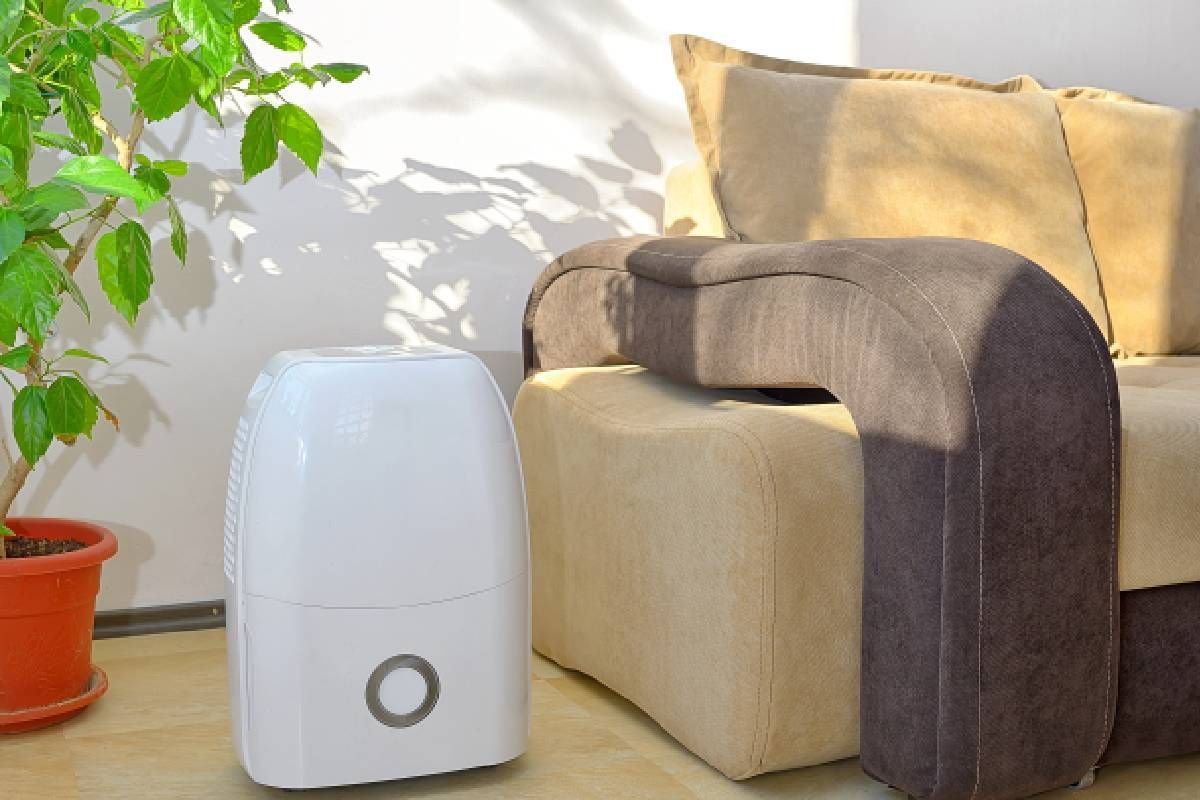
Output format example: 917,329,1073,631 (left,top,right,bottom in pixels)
671,34,1111,337
1055,95,1200,355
